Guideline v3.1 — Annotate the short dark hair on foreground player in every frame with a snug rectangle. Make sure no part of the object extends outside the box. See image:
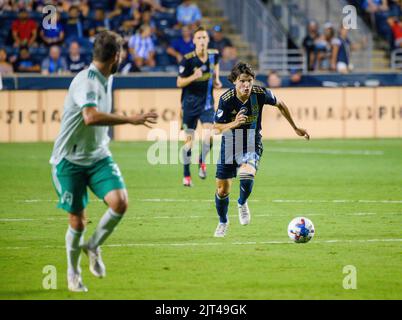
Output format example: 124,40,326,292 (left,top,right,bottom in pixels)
227,62,256,83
